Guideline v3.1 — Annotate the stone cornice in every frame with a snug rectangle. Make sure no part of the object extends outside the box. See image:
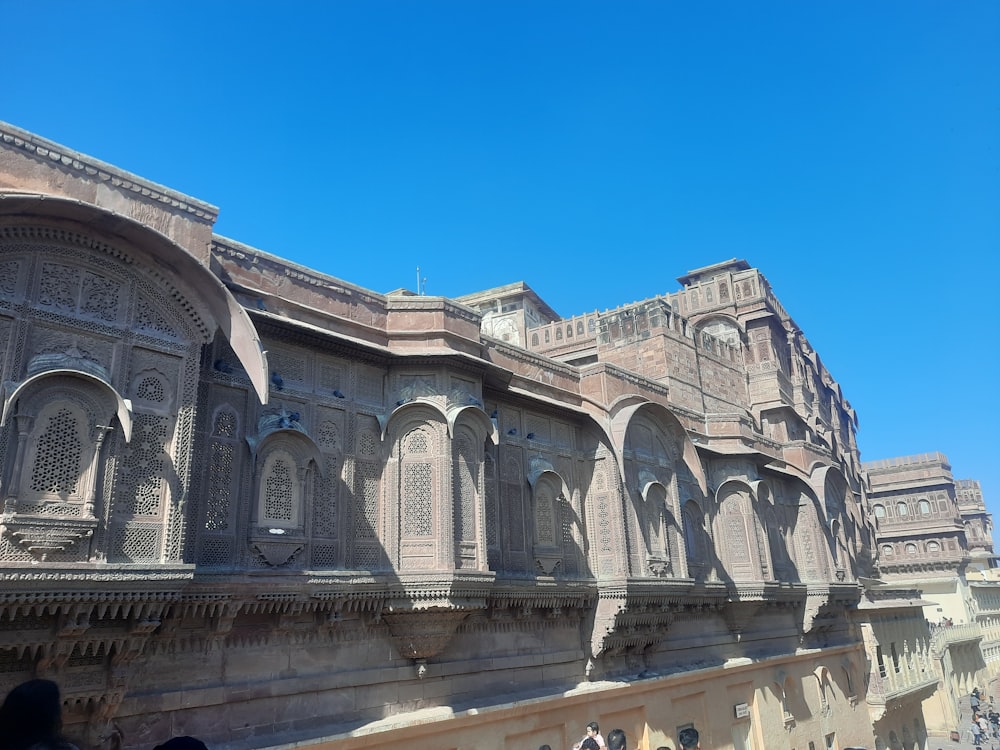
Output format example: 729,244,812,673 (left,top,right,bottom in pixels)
213,234,387,305
386,294,482,325
0,122,218,223
485,336,581,378
580,361,671,398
